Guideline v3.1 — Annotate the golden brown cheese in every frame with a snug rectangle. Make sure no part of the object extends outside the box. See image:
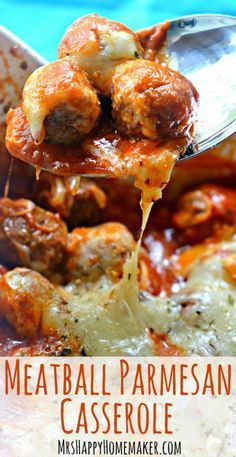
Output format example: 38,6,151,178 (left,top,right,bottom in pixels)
1,237,236,356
